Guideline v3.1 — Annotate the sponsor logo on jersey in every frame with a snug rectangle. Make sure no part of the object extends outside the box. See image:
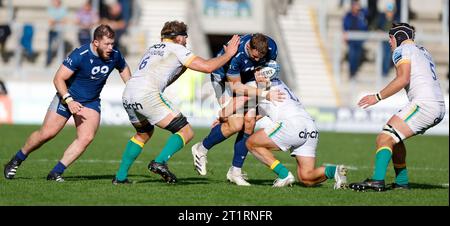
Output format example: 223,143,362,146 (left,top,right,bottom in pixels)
393,51,402,64
299,129,319,139
123,100,143,110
